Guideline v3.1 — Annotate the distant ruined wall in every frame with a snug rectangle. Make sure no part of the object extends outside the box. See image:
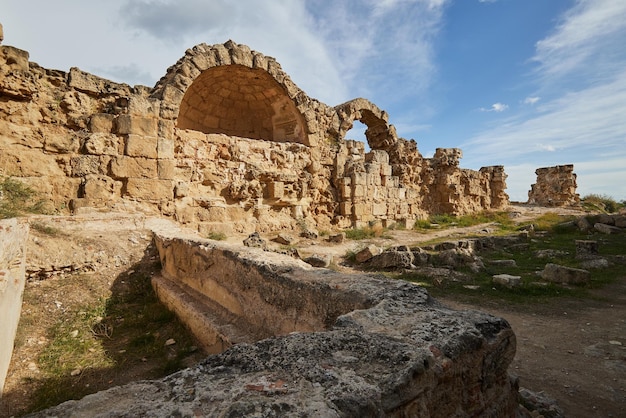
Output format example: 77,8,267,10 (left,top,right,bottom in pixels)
528,164,580,207
0,35,509,234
